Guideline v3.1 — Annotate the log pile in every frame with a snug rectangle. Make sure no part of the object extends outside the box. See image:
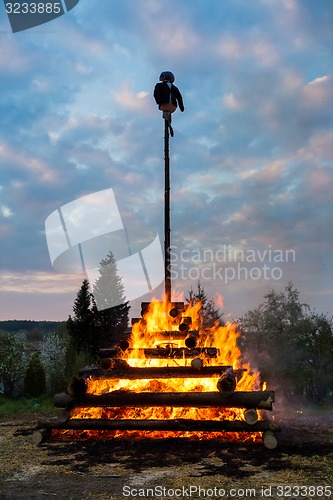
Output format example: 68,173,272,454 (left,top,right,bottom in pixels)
35,301,281,448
